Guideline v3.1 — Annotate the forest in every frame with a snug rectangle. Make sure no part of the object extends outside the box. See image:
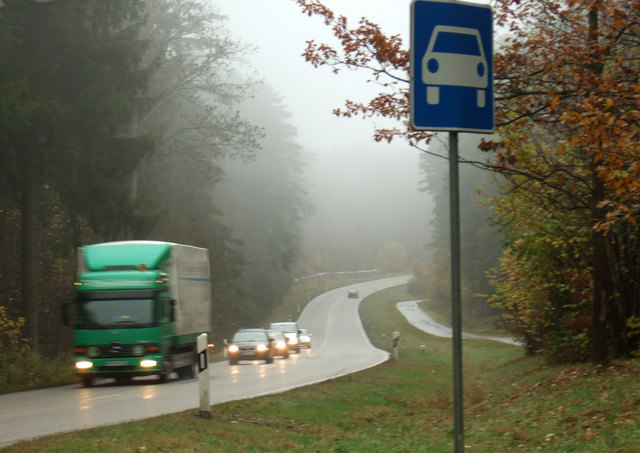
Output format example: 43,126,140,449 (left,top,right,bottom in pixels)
0,0,317,365
0,0,436,384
